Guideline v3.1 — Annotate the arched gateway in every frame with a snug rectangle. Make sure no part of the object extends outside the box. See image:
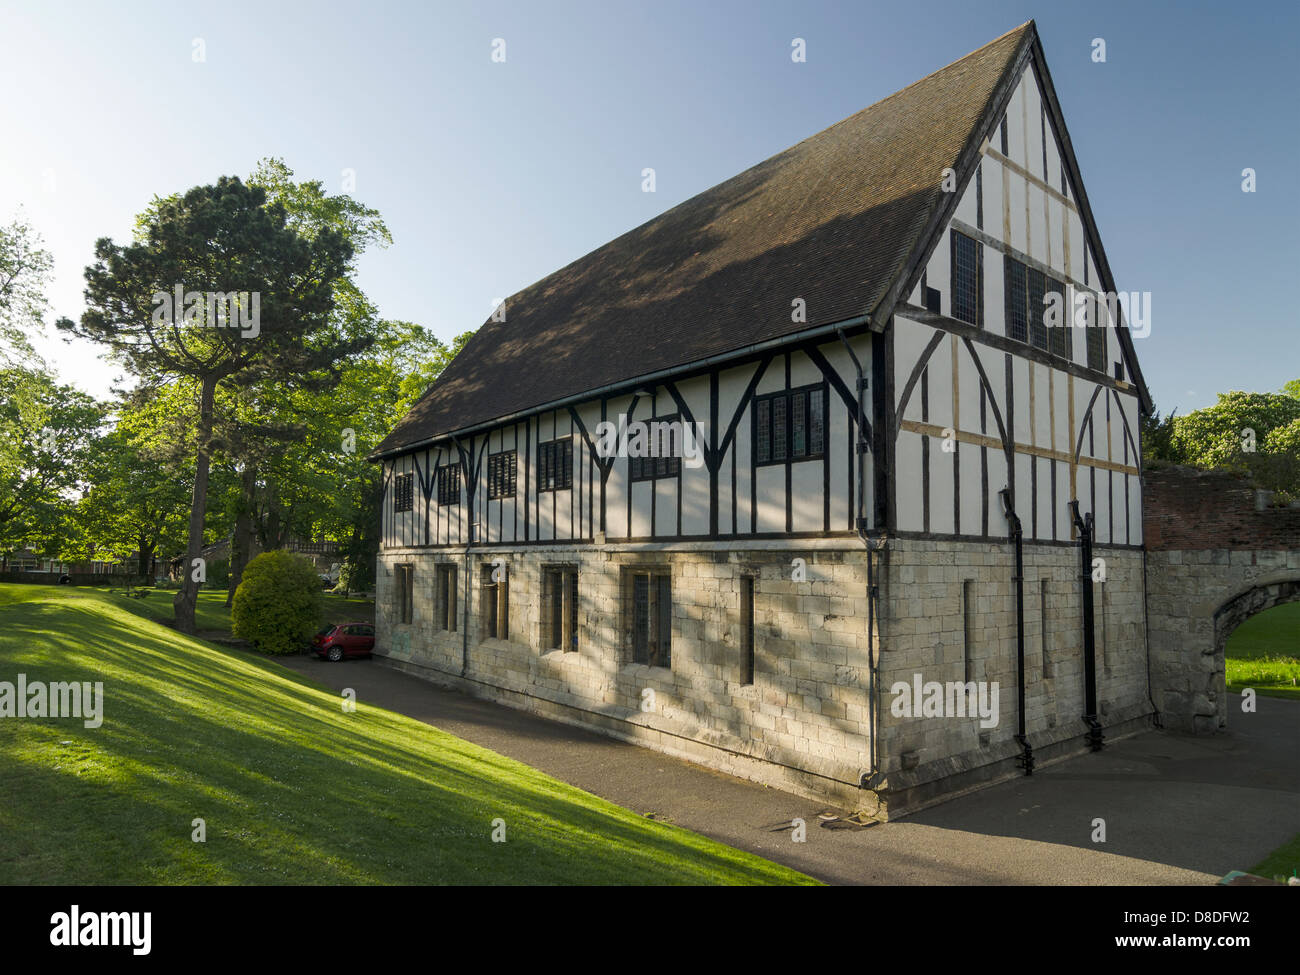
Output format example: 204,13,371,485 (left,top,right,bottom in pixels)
1144,466,1300,733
